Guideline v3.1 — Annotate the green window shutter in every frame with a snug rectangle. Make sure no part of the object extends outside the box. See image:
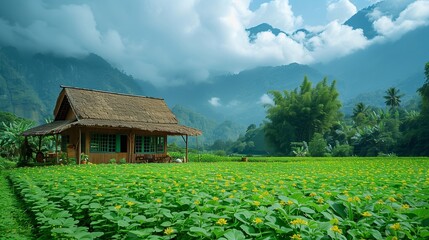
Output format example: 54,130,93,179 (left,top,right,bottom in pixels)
115,134,120,153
